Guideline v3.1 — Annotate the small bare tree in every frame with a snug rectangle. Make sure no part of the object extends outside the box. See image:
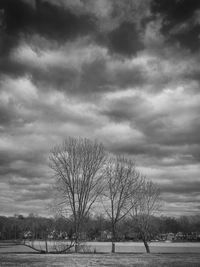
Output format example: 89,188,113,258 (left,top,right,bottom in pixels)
102,156,142,253
49,137,106,252
130,180,160,253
